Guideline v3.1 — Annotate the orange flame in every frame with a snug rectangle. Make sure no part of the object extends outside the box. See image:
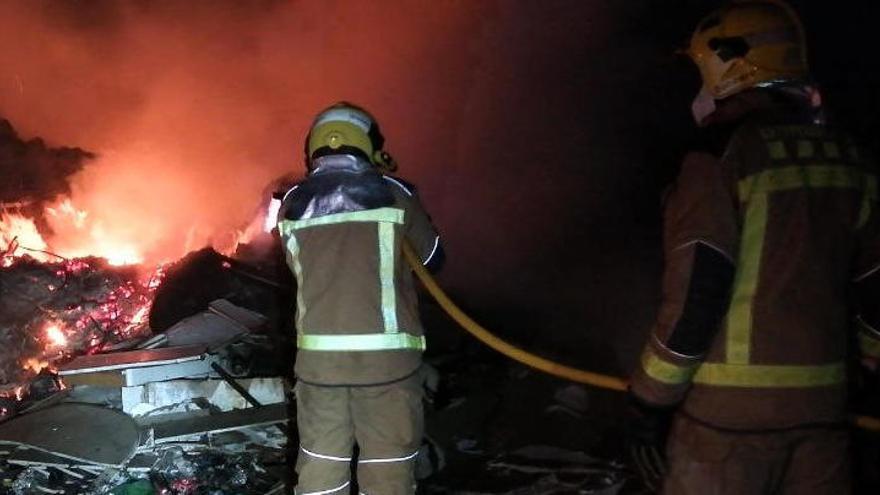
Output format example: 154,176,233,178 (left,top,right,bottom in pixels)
44,197,144,265
22,358,49,374
0,211,50,263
